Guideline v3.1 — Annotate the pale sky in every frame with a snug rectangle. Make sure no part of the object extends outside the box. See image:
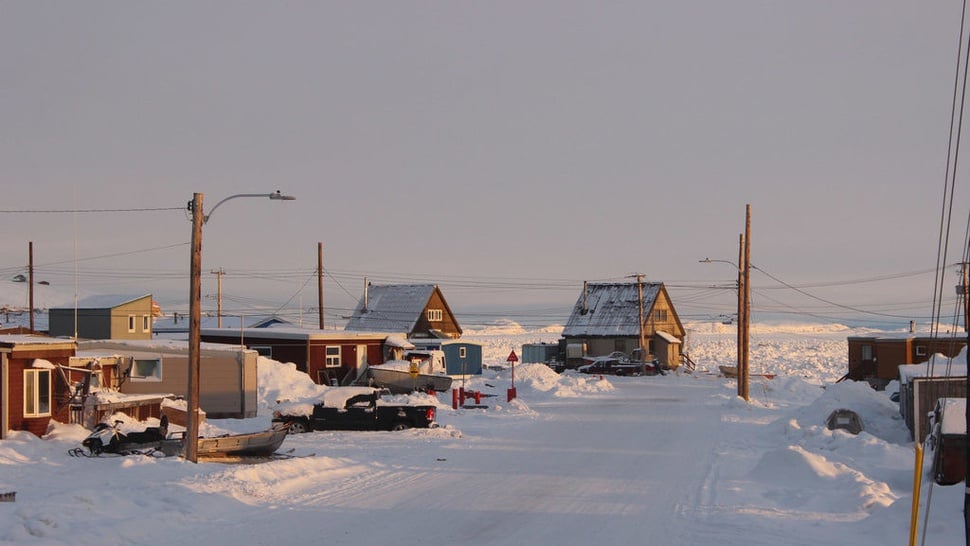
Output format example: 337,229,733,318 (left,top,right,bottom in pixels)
1,1,967,329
